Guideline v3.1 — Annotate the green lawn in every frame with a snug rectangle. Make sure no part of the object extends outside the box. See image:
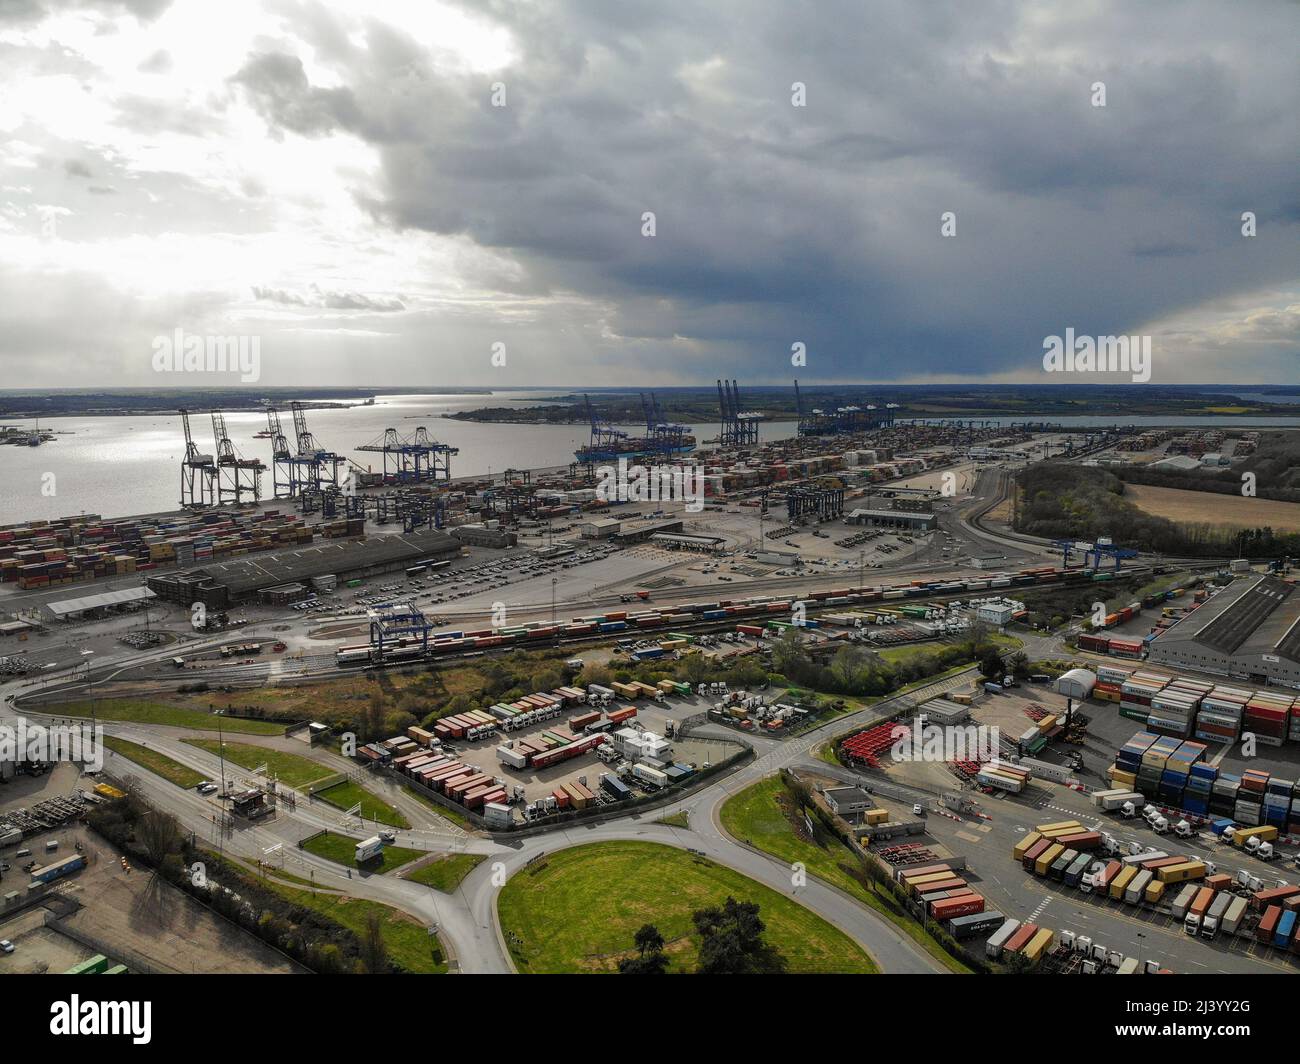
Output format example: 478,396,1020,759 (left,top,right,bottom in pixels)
314,781,410,829
43,699,283,734
300,831,424,874
403,853,485,892
182,739,333,788
497,840,877,974
103,737,205,789
656,810,690,829
720,775,973,974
